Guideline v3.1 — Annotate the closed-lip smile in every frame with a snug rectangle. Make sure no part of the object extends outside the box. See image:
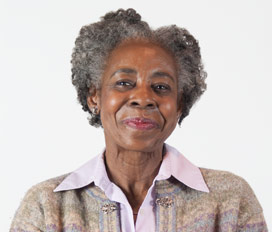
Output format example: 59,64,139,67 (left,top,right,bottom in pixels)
122,117,159,130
